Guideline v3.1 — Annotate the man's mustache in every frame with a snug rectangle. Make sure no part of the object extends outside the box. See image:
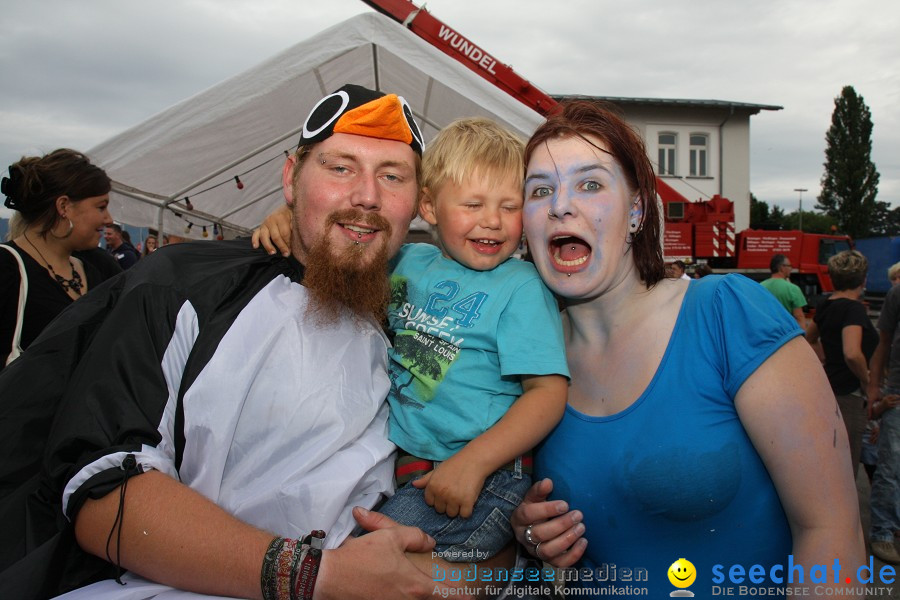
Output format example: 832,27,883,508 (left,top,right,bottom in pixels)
325,208,392,236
